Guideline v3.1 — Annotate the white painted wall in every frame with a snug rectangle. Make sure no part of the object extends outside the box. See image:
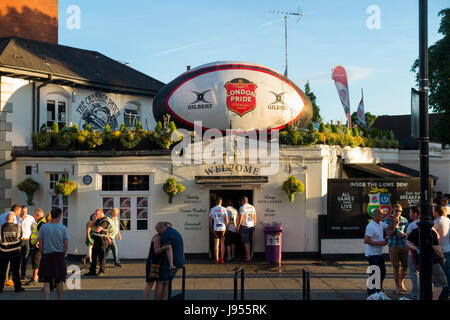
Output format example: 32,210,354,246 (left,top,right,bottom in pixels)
12,145,407,258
